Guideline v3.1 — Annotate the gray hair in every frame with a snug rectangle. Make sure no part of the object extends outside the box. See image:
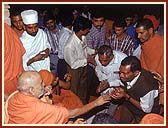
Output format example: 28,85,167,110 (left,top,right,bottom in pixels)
17,71,40,92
